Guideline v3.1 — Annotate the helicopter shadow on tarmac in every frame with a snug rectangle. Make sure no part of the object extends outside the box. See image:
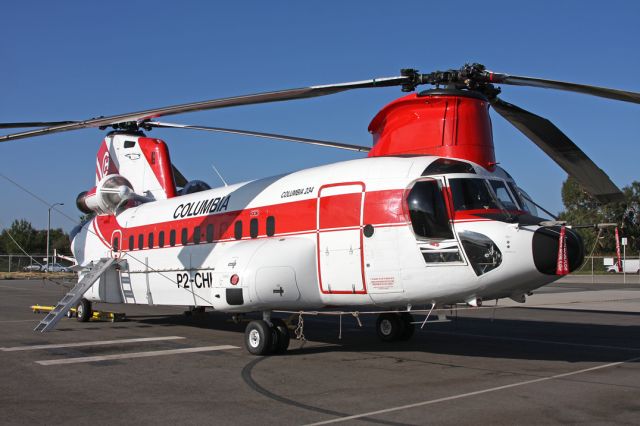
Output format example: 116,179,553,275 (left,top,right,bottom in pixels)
126,308,640,364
